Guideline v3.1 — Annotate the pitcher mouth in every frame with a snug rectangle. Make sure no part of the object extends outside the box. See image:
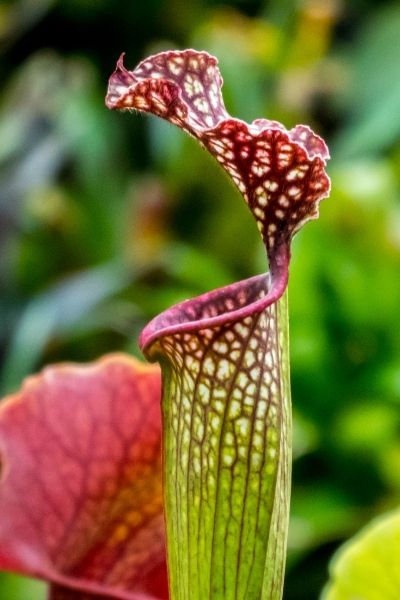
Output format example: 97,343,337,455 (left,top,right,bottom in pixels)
139,267,288,355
